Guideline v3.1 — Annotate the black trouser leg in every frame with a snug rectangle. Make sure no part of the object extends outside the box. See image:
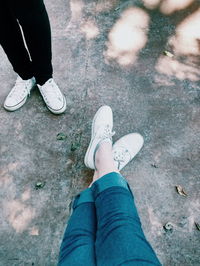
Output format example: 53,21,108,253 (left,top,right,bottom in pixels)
14,0,53,85
0,2,33,80
0,0,53,84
